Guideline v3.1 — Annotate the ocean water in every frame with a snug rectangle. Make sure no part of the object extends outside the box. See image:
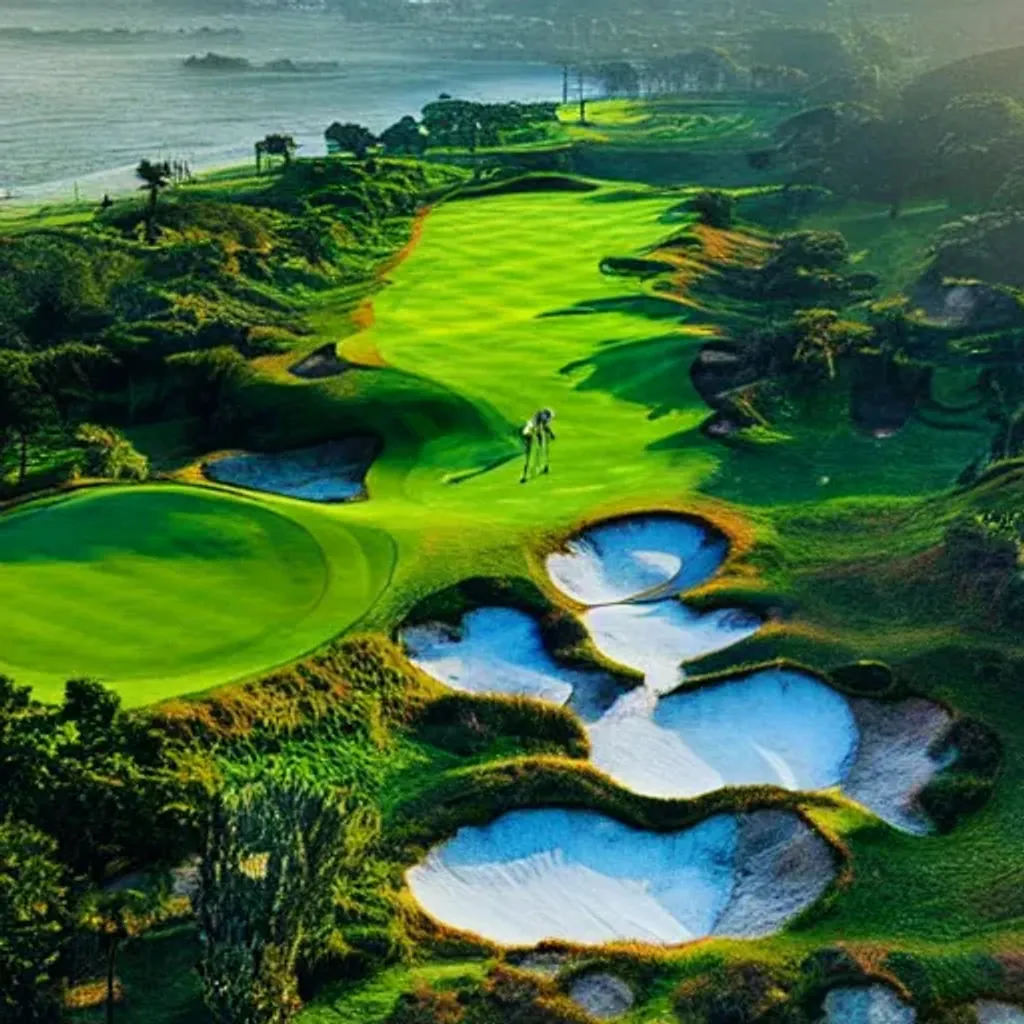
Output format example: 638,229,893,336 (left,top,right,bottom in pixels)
0,0,560,200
